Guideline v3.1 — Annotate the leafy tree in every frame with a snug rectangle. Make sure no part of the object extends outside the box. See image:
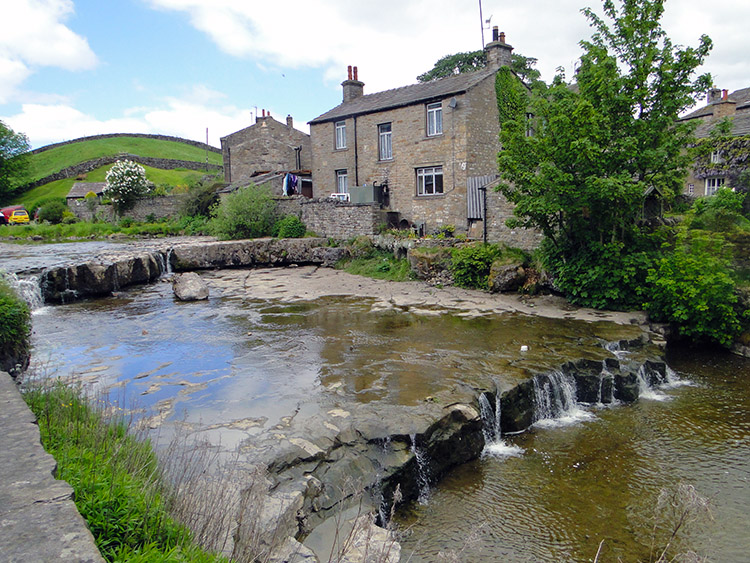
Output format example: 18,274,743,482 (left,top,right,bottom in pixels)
104,159,150,214
497,0,712,309
209,184,277,240
0,120,31,203
417,51,541,84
